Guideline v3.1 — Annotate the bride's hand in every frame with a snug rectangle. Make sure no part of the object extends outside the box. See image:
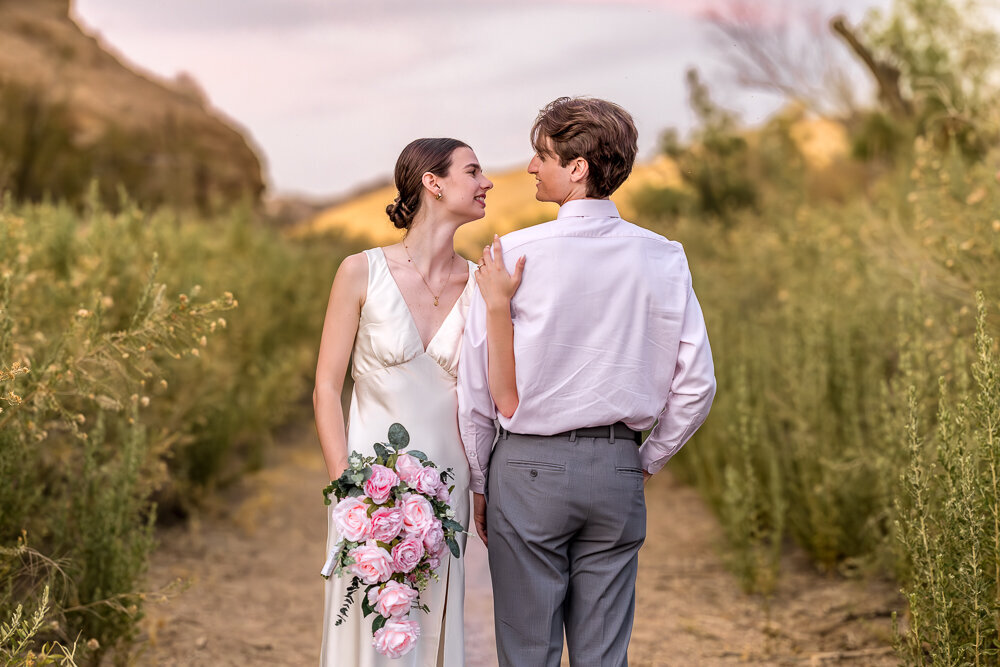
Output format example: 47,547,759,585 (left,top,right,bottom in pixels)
476,235,525,311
